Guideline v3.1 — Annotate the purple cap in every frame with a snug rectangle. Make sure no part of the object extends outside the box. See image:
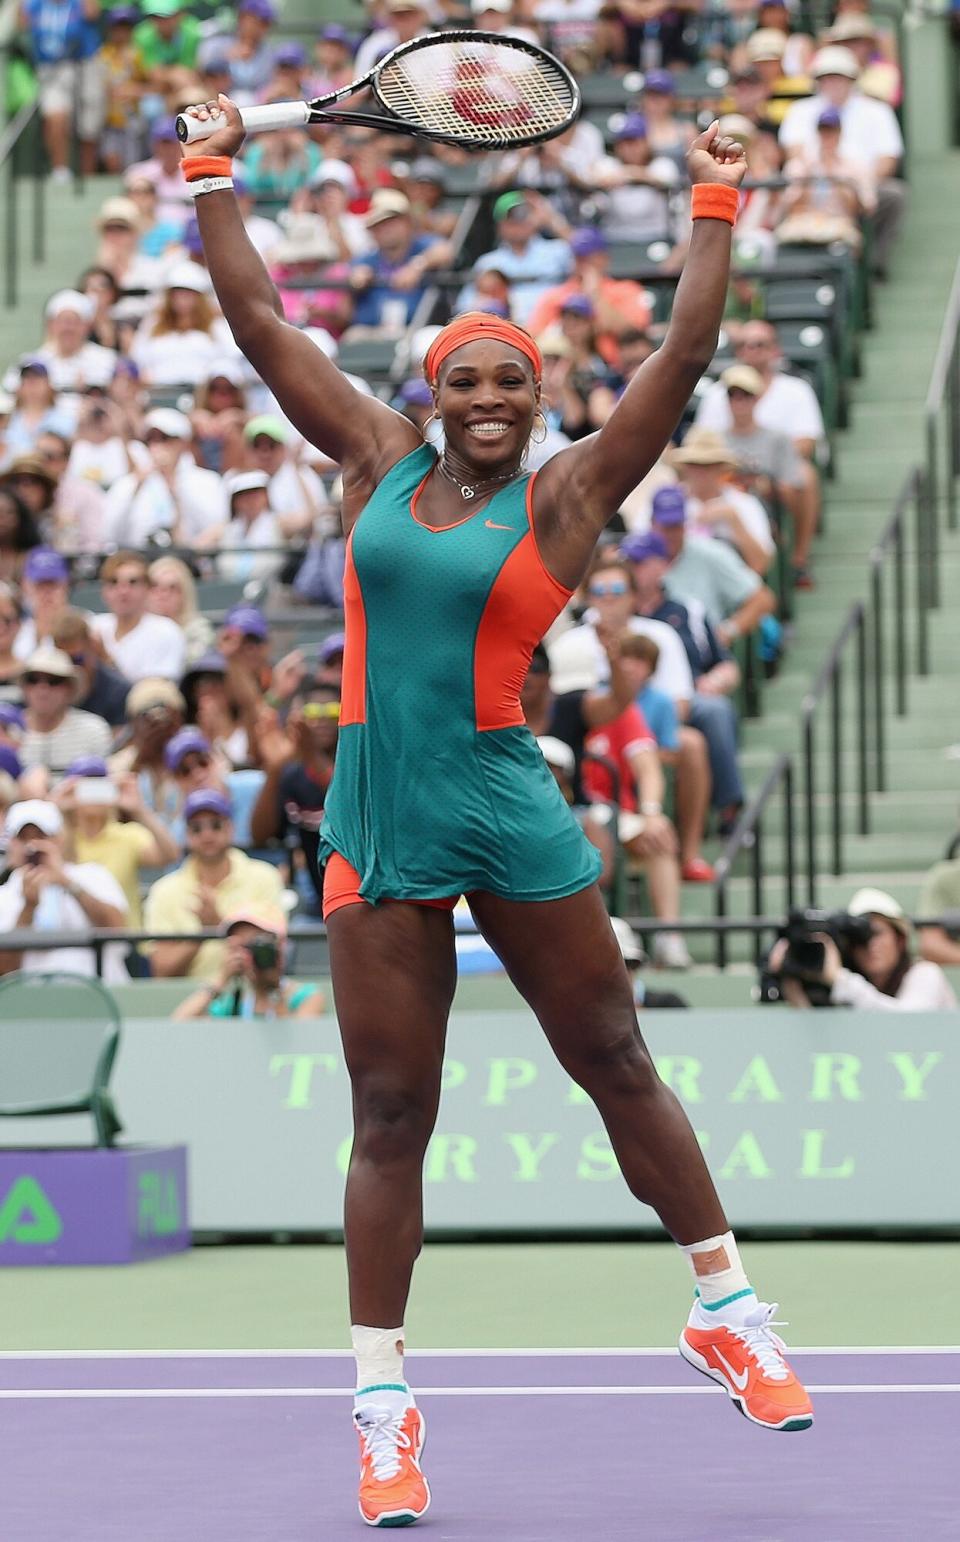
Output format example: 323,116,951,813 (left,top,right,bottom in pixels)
817,107,842,130
399,379,433,407
569,226,608,259
151,116,179,143
113,357,140,379
202,55,231,75
164,726,212,771
0,744,22,780
184,788,232,822
64,755,108,778
321,23,353,46
20,358,49,378
620,530,669,563
473,297,510,318
183,216,203,255
23,547,69,584
615,113,648,143
643,69,675,94
105,6,139,23
561,293,595,318
223,604,269,639
650,486,688,526
318,631,345,664
239,0,276,18
0,703,25,733
275,42,307,67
